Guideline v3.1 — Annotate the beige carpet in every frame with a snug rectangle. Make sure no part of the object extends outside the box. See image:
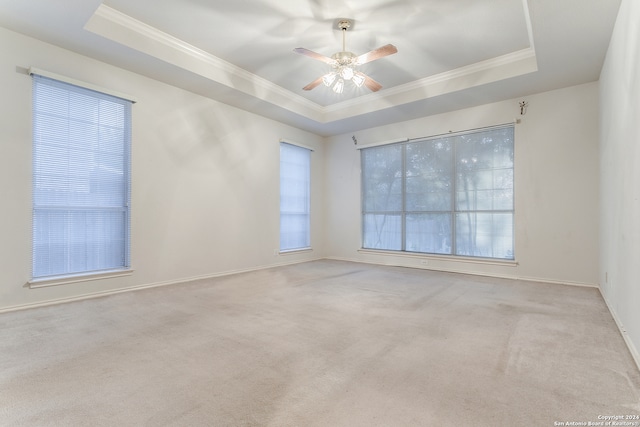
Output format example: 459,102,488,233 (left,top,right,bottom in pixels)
1,260,639,426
